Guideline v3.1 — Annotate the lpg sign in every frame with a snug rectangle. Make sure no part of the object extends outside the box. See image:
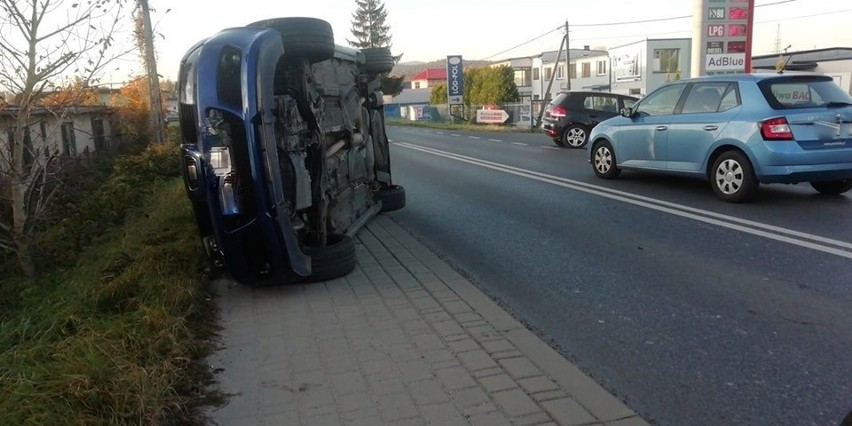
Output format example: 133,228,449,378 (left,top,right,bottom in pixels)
446,55,464,105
